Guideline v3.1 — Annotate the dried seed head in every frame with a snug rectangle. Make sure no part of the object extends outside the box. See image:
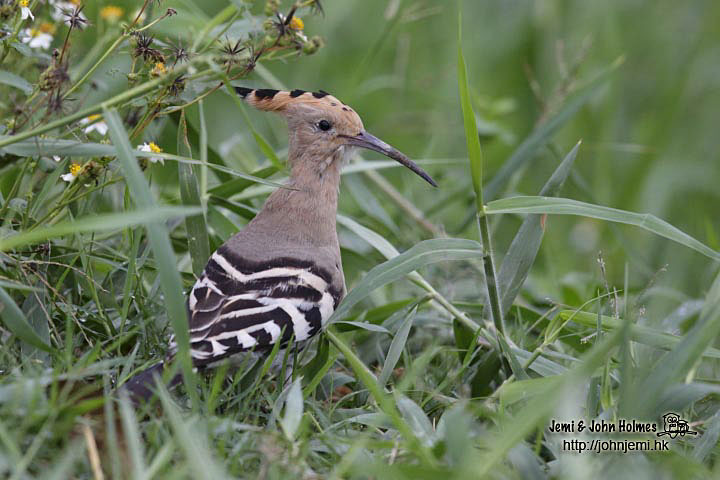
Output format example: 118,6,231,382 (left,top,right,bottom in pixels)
133,33,164,63
169,40,189,66
63,5,89,30
219,38,245,67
